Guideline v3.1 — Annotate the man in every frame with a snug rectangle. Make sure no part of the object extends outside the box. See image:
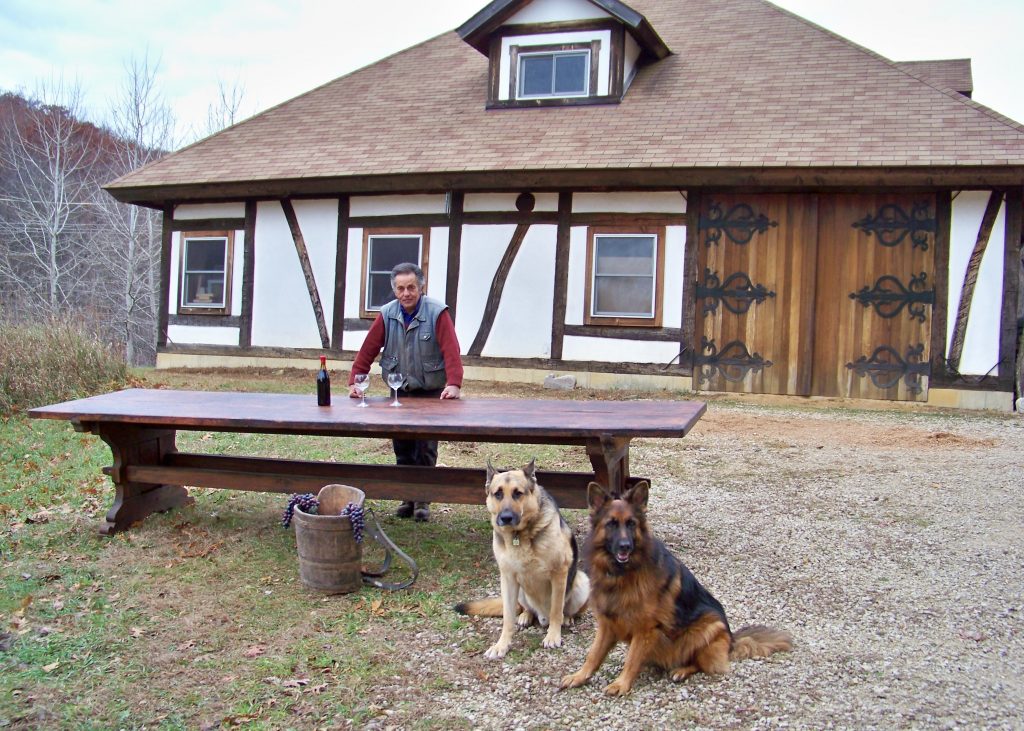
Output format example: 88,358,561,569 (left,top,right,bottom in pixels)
348,262,463,522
